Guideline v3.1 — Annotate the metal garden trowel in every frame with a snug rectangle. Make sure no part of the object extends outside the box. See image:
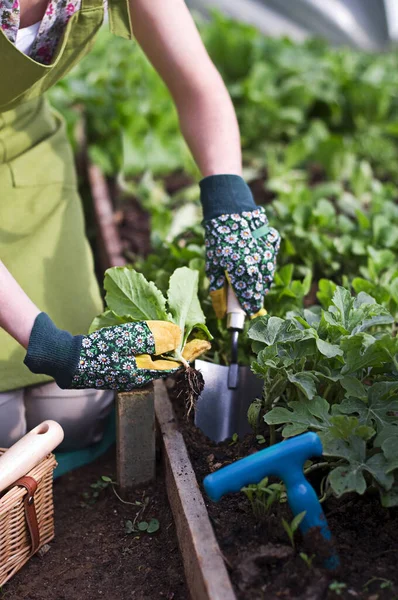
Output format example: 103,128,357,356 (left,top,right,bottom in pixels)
195,286,263,442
